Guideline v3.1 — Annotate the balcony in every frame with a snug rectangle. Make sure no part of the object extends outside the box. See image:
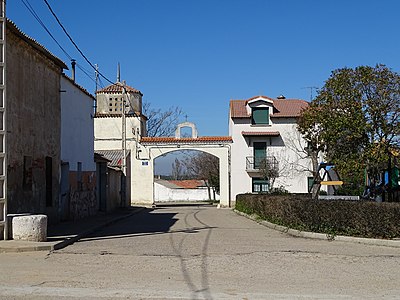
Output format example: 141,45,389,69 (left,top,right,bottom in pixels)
246,156,279,176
